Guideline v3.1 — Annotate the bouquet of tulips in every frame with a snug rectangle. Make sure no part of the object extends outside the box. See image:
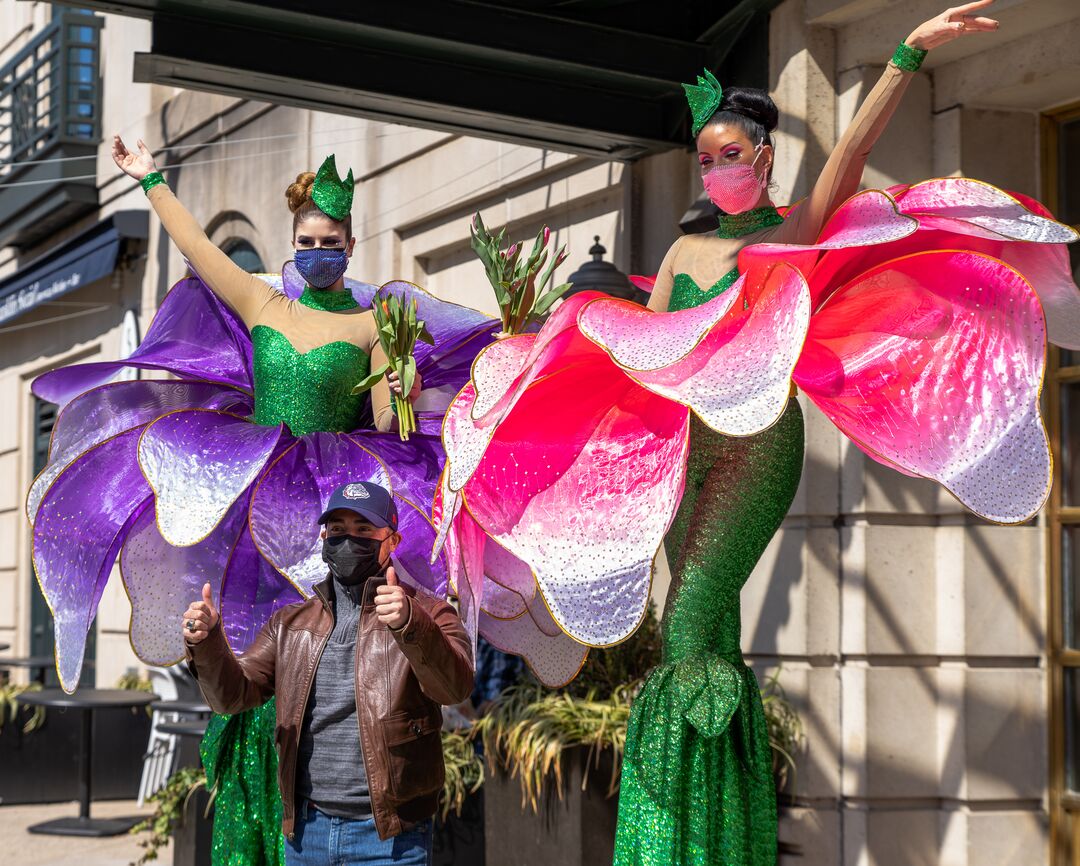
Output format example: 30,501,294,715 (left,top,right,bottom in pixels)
470,212,573,336
351,291,434,441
